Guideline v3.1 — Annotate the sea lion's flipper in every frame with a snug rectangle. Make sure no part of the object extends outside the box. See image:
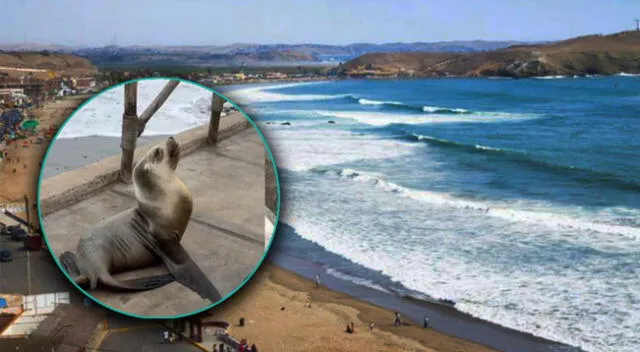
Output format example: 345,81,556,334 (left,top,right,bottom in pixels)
99,273,176,291
59,251,81,277
59,251,90,286
151,232,222,302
